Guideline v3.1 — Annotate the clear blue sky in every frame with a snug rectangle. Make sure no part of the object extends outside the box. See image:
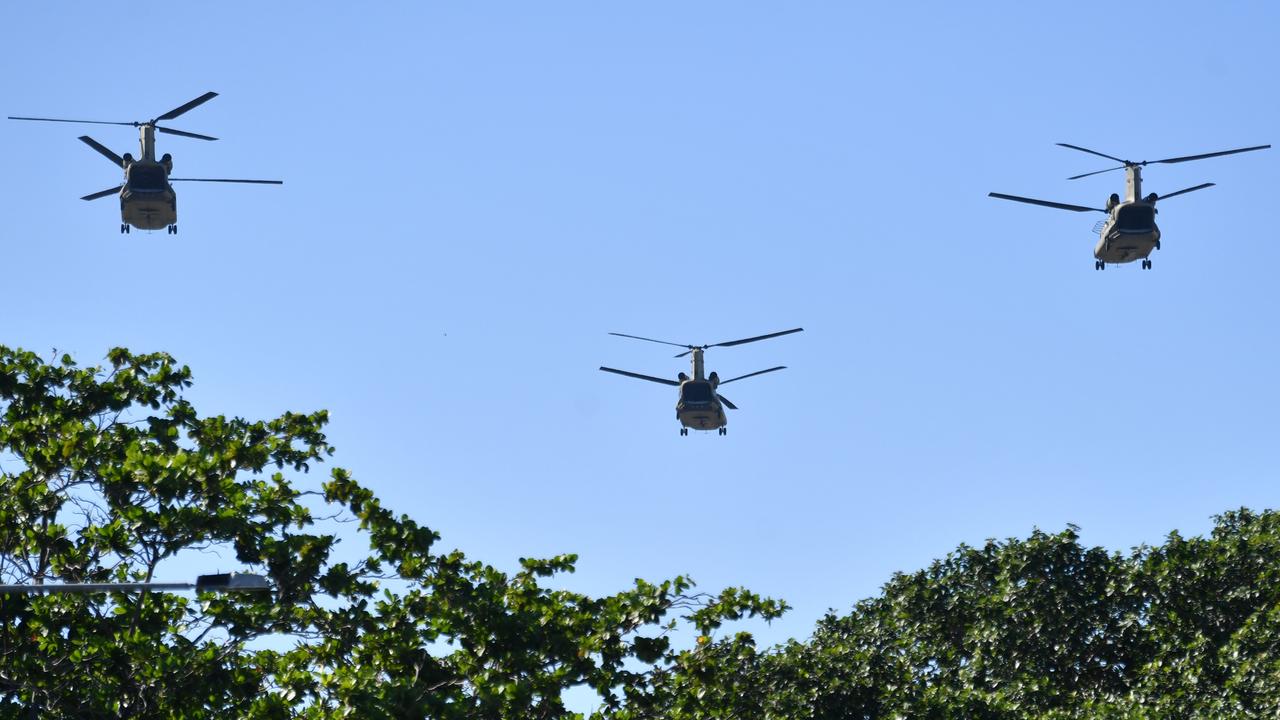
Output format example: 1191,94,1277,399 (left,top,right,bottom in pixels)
3,1,1277,654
